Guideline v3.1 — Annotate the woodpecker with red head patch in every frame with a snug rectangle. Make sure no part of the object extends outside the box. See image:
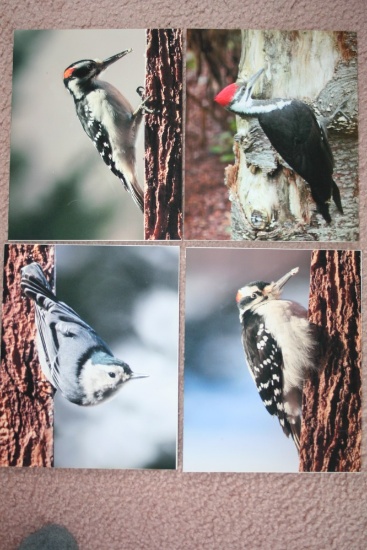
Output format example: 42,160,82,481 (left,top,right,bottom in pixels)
236,267,319,451
215,68,343,224
64,49,151,212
